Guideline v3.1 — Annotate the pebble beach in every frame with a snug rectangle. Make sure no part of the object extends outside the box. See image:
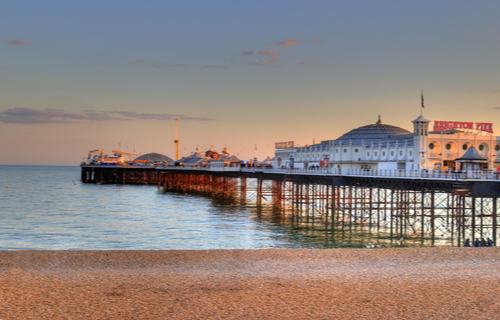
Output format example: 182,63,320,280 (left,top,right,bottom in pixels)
1,248,500,319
